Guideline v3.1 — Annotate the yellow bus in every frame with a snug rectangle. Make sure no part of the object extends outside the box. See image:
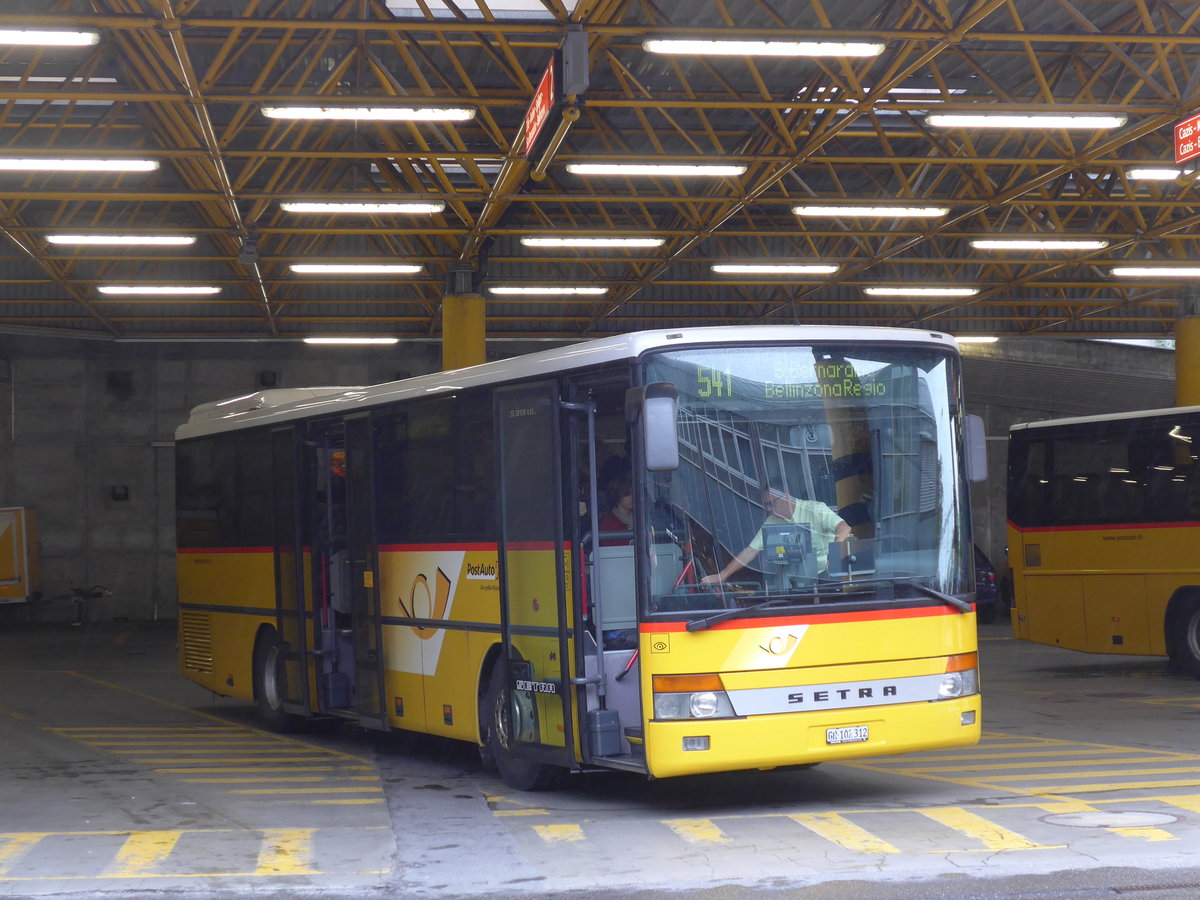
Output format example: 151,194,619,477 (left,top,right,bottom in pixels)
1008,407,1200,675
176,326,984,789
